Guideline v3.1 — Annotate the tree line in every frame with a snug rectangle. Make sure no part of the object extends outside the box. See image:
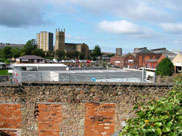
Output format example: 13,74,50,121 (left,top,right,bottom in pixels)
0,39,103,63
